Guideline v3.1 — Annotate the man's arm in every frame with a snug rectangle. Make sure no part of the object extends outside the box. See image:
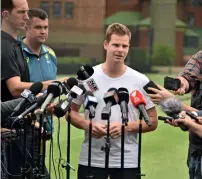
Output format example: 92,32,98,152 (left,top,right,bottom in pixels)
176,51,202,94
6,76,69,97
69,103,107,139
174,114,202,138
147,85,197,112
126,107,158,133
1,98,23,119
109,107,158,139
